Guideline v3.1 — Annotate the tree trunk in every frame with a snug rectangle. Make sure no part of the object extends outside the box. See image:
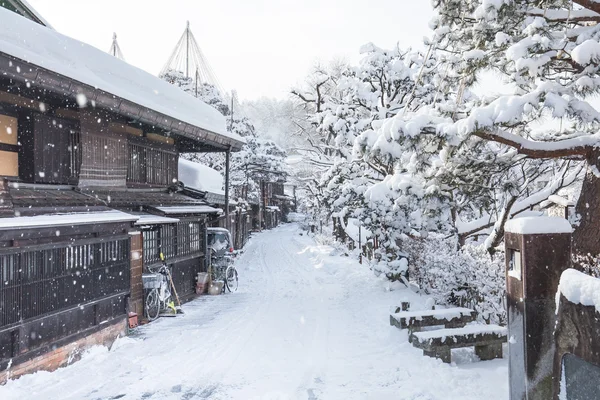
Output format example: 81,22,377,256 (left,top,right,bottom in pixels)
572,149,600,274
